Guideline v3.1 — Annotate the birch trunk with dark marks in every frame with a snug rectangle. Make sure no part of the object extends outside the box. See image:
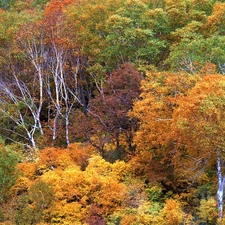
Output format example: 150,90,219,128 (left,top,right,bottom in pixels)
217,150,225,219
